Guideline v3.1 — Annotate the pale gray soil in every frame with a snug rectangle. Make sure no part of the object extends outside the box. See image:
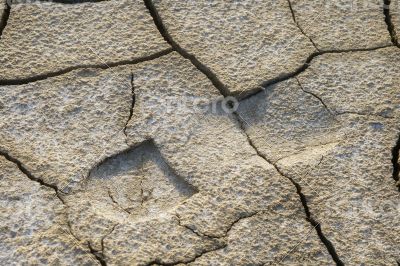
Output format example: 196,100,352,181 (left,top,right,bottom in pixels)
0,0,399,265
